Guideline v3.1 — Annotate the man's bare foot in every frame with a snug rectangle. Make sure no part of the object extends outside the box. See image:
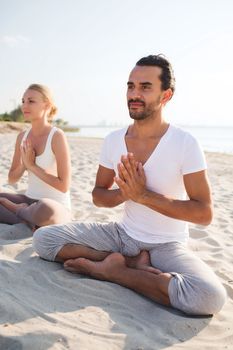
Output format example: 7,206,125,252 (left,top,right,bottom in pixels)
0,198,28,213
64,252,127,281
64,252,171,307
126,251,162,275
